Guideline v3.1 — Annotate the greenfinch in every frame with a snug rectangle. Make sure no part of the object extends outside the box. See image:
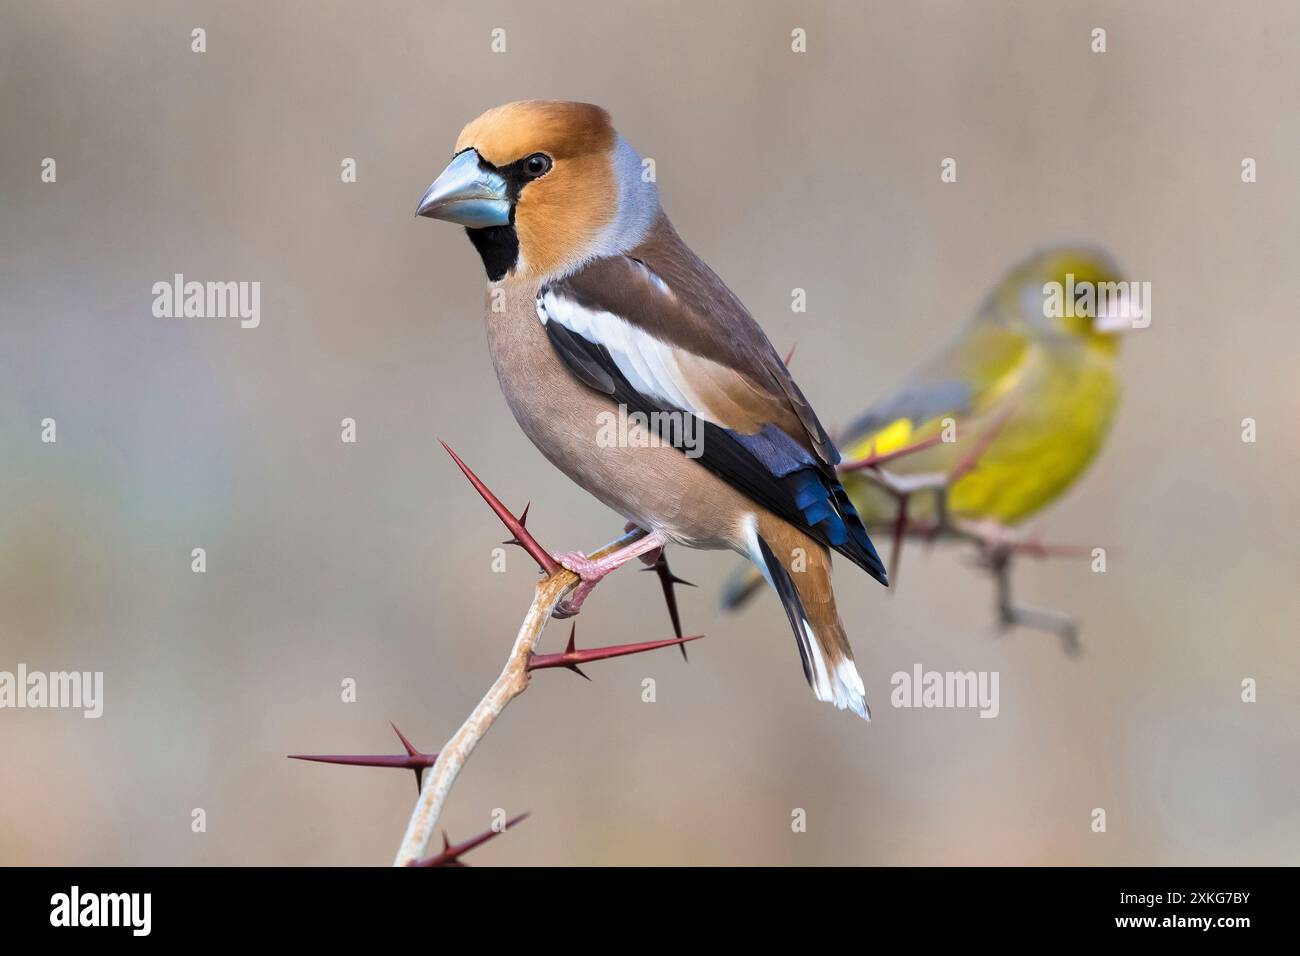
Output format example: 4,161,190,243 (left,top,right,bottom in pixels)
724,245,1127,611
